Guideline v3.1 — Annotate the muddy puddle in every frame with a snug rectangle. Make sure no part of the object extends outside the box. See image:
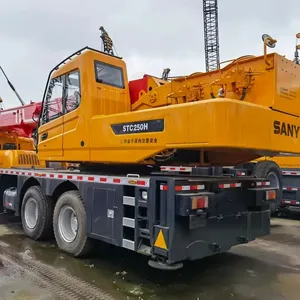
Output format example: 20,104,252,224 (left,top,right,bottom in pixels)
1,214,300,299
